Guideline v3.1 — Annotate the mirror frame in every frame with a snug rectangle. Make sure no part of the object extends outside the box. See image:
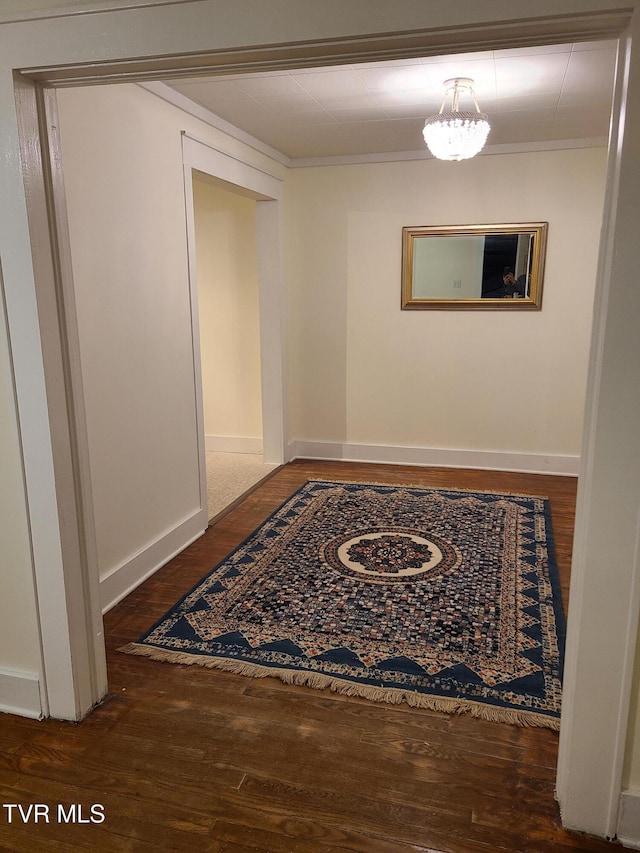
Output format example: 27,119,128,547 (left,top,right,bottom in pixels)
401,222,548,310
